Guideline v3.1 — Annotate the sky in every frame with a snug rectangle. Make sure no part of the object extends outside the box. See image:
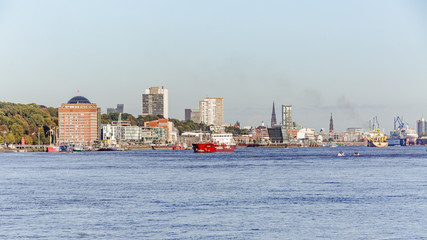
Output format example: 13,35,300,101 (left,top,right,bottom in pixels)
1,0,426,132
